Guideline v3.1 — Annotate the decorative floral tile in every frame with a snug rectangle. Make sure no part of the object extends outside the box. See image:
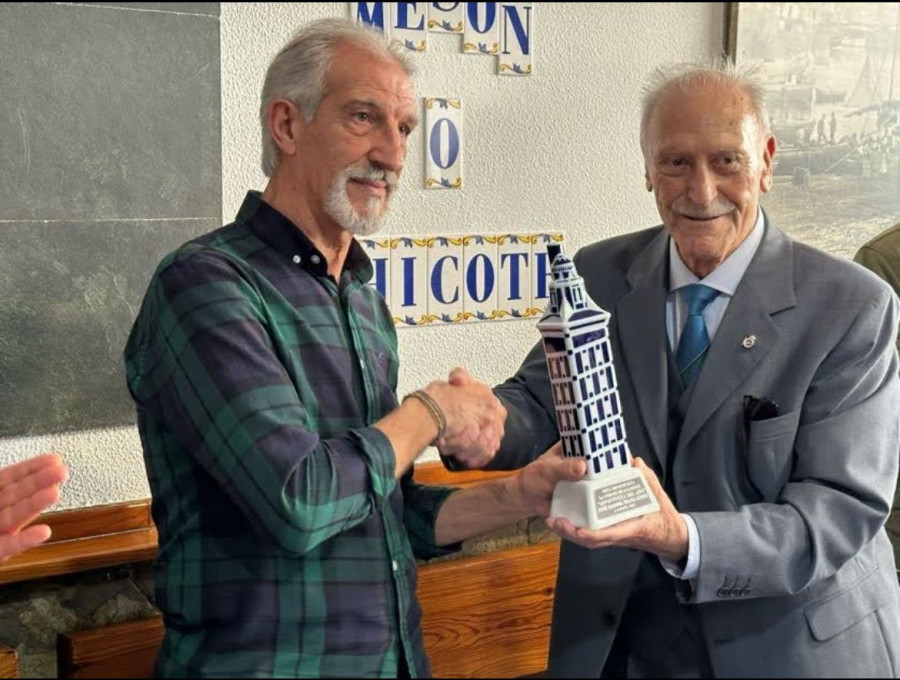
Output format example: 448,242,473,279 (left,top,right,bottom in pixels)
463,2,499,54
427,2,464,33
462,234,500,322
498,2,533,75
424,97,463,190
496,233,535,321
391,2,428,51
350,2,390,34
390,236,430,326
531,232,564,316
358,236,392,300
426,235,466,323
